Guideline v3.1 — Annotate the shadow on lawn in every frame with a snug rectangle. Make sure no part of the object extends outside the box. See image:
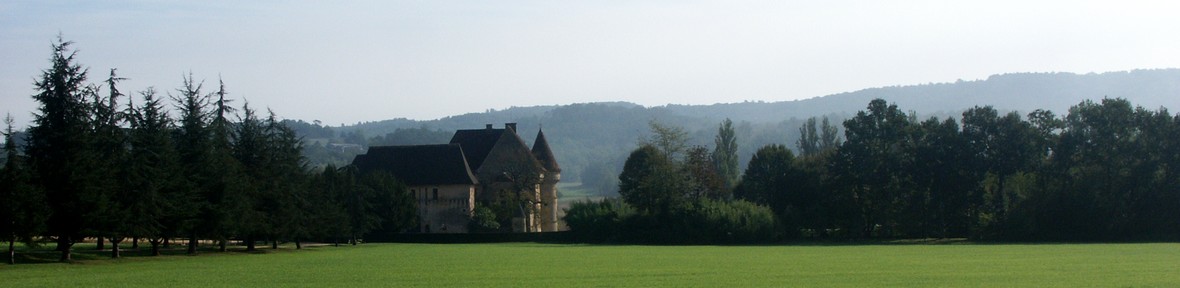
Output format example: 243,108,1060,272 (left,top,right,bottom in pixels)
8,241,324,265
